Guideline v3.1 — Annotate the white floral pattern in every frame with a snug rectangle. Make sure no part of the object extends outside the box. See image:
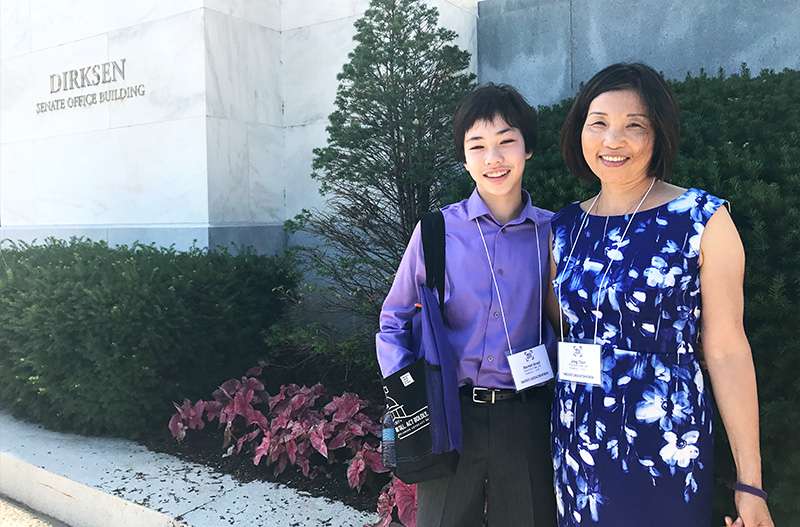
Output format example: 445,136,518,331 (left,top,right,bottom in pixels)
660,430,701,468
551,188,727,526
